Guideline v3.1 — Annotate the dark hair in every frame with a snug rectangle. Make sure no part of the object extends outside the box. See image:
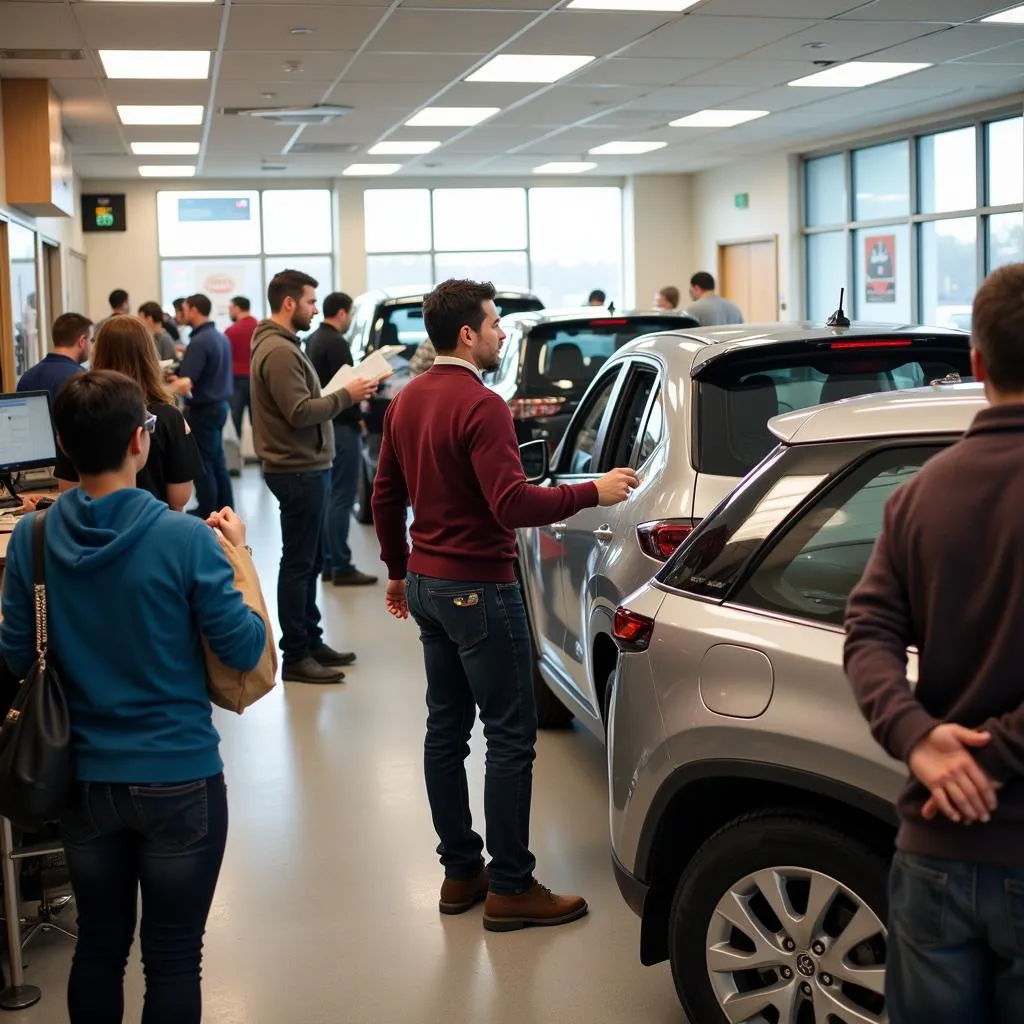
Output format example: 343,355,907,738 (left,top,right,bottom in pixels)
52,313,92,350
136,301,165,324
690,272,715,292
659,285,680,307
231,295,251,313
108,288,129,310
423,279,497,354
185,293,212,317
323,291,353,319
172,297,186,312
267,269,318,313
52,370,147,476
588,289,606,304
971,263,1024,392
94,316,175,407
